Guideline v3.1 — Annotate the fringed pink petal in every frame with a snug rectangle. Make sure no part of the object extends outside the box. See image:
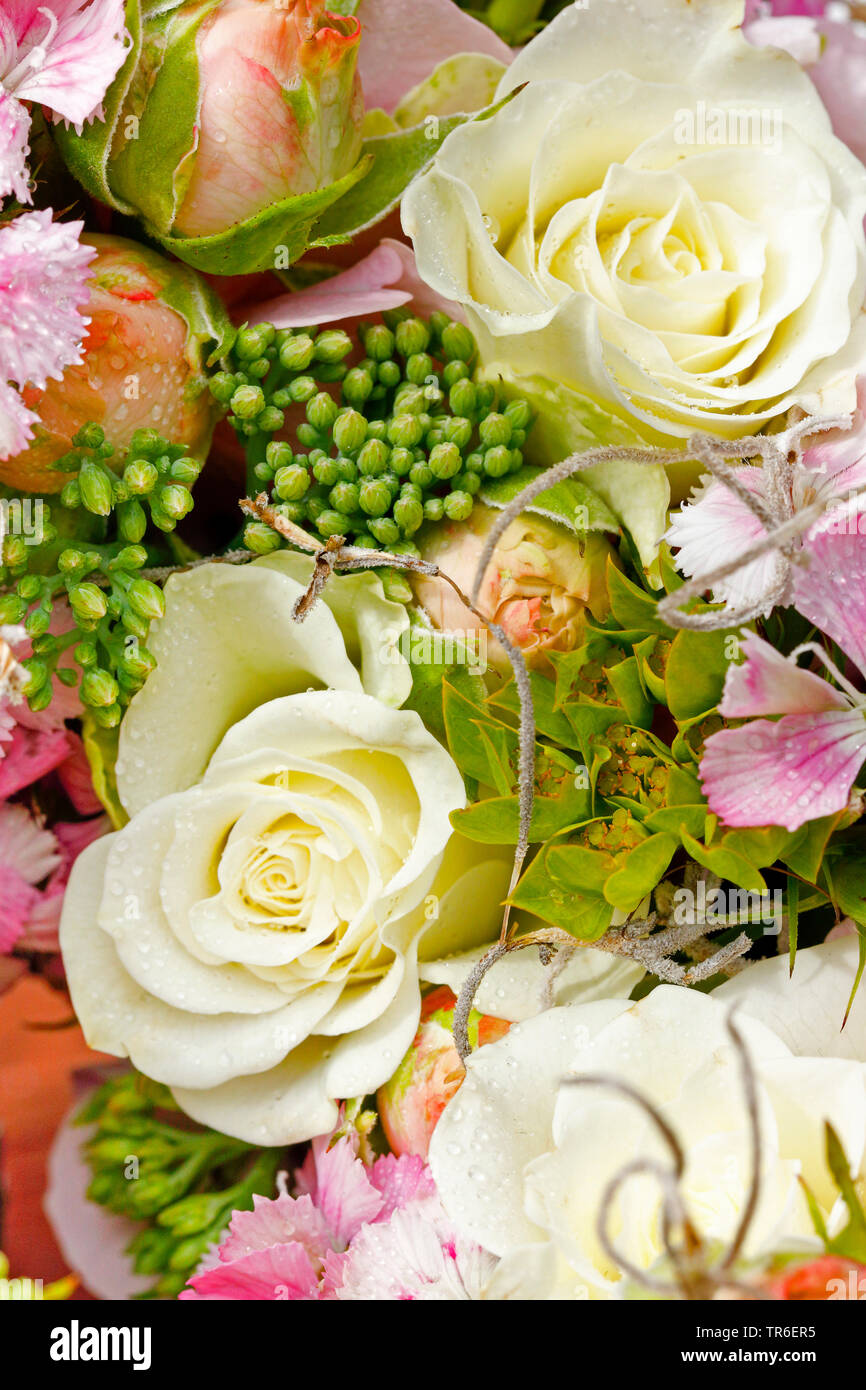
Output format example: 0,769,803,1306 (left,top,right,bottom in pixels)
793,515,866,678
218,1191,332,1266
0,210,95,391
0,863,37,952
0,723,71,798
665,467,779,614
302,1133,383,1247
370,1151,437,1220
3,0,130,127
0,89,31,203
0,379,36,460
179,1242,322,1301
720,632,848,718
0,801,60,883
701,709,866,832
